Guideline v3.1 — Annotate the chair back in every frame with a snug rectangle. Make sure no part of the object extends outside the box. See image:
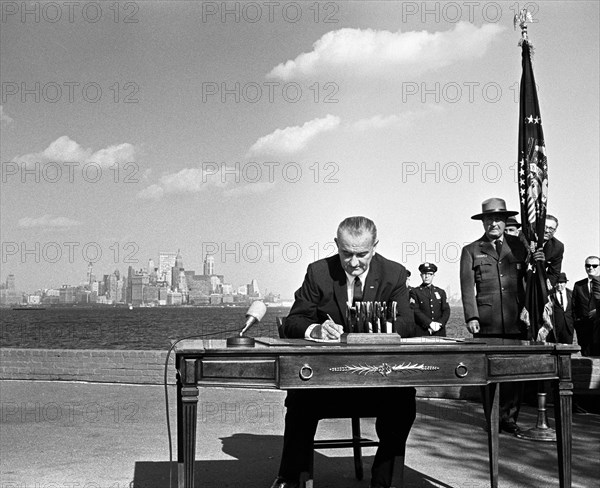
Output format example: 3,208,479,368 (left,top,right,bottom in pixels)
276,316,287,338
